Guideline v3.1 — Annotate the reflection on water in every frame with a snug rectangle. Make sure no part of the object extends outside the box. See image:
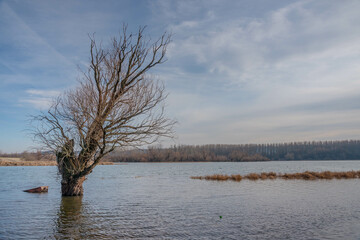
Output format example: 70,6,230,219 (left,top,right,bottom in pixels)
1,162,360,239
55,197,112,239
55,196,84,239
